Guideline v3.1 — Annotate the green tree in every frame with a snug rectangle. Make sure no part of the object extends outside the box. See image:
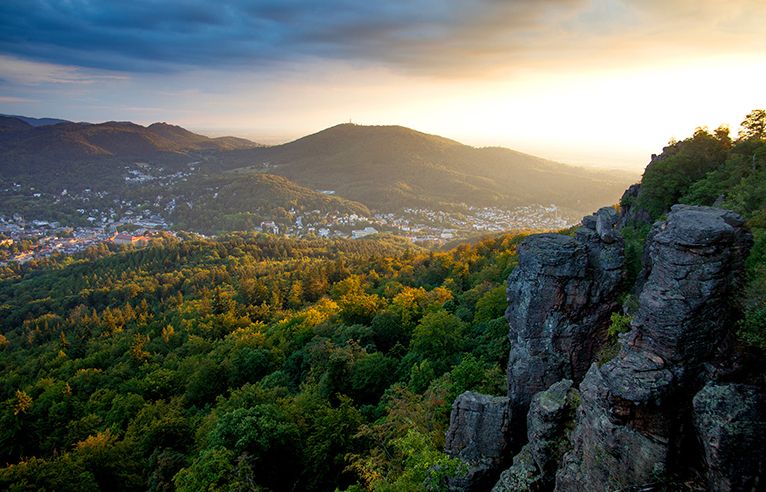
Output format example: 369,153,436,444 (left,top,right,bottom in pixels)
410,310,466,374
351,352,398,404
739,109,766,141
210,404,301,490
473,285,506,323
386,429,466,491
174,447,235,492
